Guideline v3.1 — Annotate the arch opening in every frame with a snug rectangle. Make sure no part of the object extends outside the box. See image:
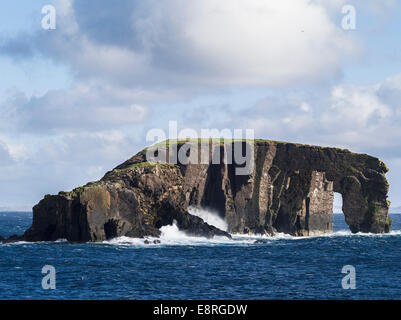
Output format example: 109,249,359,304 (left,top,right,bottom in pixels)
333,192,346,232
333,192,343,214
